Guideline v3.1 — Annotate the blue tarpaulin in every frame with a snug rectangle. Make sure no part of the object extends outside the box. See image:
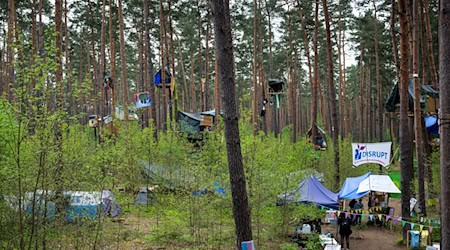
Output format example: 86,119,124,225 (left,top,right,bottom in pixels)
154,68,172,86
278,176,339,209
425,115,439,135
338,172,371,199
